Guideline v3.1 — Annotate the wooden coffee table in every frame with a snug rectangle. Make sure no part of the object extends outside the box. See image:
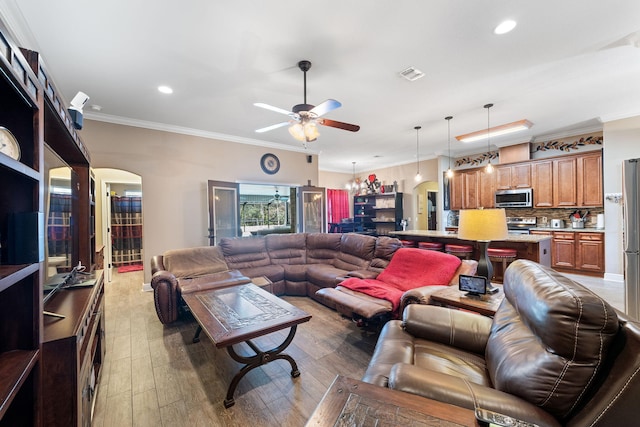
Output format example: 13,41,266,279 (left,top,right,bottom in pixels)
306,375,479,426
182,283,311,407
430,285,505,317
